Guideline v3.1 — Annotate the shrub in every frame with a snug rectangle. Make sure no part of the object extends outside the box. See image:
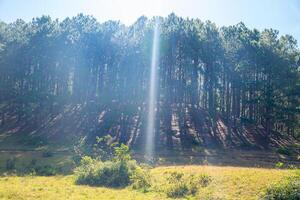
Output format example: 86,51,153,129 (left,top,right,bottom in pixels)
130,166,152,192
164,172,188,198
275,162,284,169
163,172,212,198
73,135,118,164
75,158,137,187
263,174,300,200
75,144,154,189
93,135,118,160
114,144,131,162
75,144,138,188
198,173,213,187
